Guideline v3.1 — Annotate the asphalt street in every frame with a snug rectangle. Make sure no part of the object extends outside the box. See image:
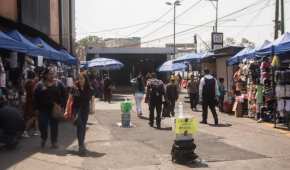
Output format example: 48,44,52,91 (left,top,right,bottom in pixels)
0,92,290,170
